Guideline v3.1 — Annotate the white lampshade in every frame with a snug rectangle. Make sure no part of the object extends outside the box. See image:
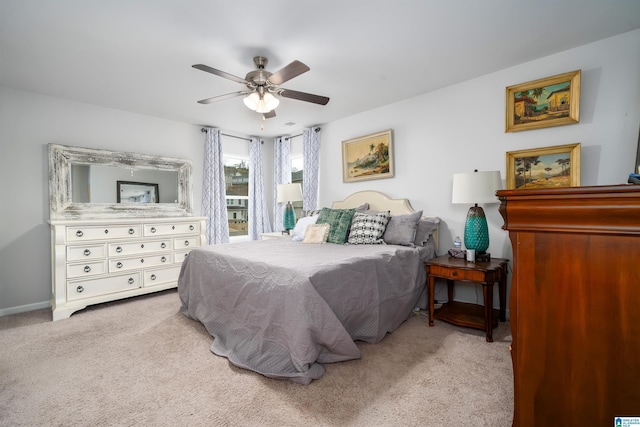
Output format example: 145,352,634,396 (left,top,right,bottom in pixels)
263,93,279,110
452,171,502,204
243,92,279,113
277,183,302,203
243,92,260,110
